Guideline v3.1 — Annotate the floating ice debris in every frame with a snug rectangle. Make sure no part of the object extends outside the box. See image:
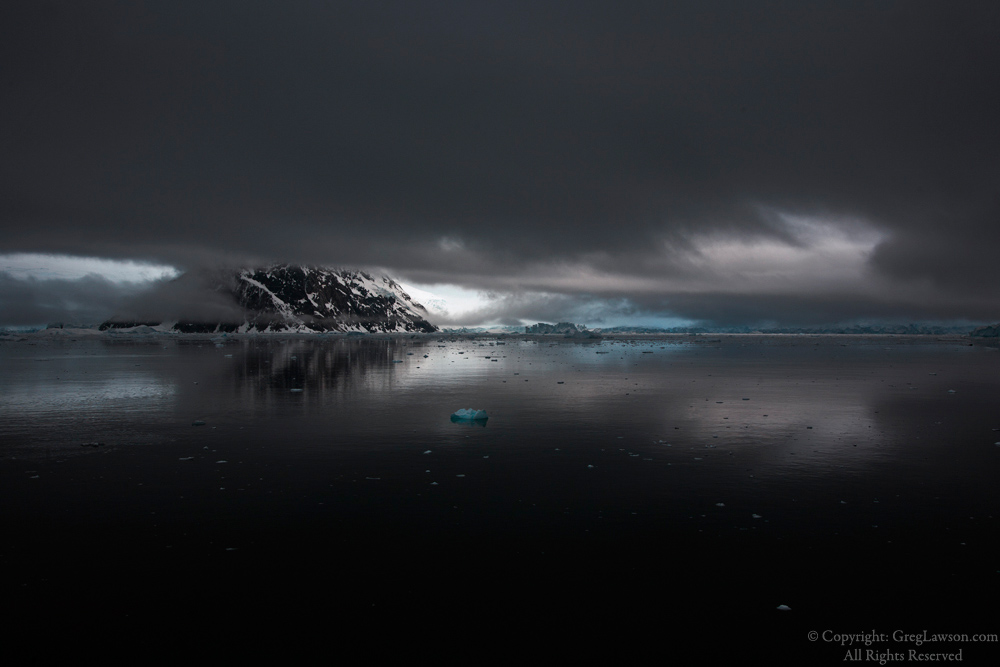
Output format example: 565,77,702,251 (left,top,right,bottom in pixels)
451,408,489,422
947,389,956,393
80,442,104,447
776,605,791,611
289,388,303,392
752,514,762,519
179,457,194,461
192,420,206,426
430,482,439,485
216,460,227,464
715,503,725,507
456,474,465,477
587,464,595,468
423,450,432,454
